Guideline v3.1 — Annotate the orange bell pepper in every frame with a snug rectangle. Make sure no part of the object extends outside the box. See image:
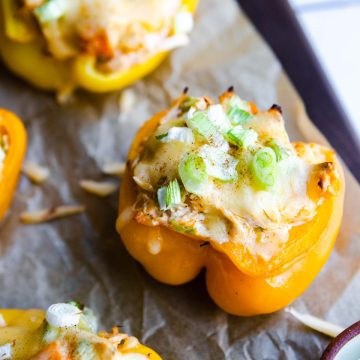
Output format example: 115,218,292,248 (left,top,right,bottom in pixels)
0,109,27,221
116,96,345,316
0,307,161,359
0,0,198,95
